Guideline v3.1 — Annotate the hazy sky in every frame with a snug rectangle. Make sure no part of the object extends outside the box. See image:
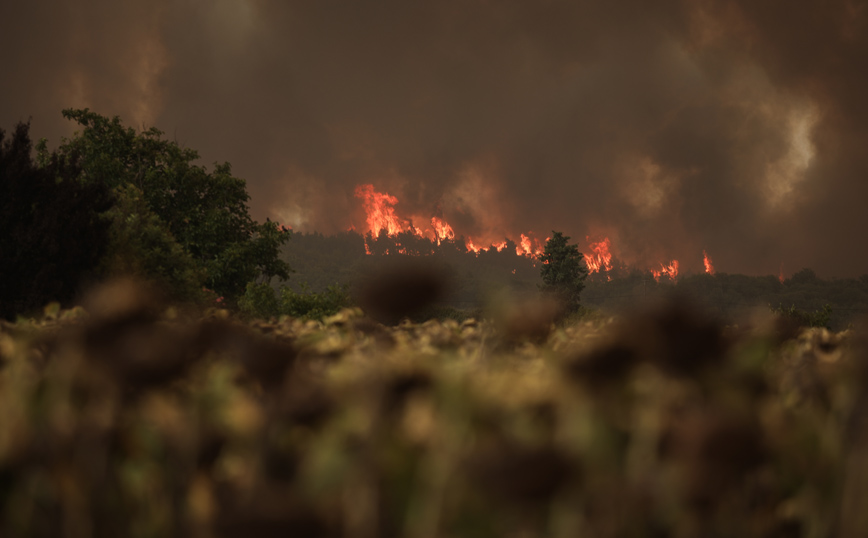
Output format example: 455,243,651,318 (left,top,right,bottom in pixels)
2,0,866,276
